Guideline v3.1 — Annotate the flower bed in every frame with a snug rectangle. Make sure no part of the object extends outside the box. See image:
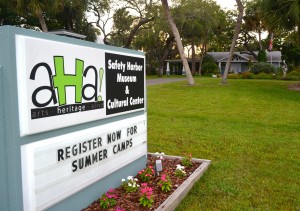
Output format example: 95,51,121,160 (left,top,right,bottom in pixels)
83,153,210,211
